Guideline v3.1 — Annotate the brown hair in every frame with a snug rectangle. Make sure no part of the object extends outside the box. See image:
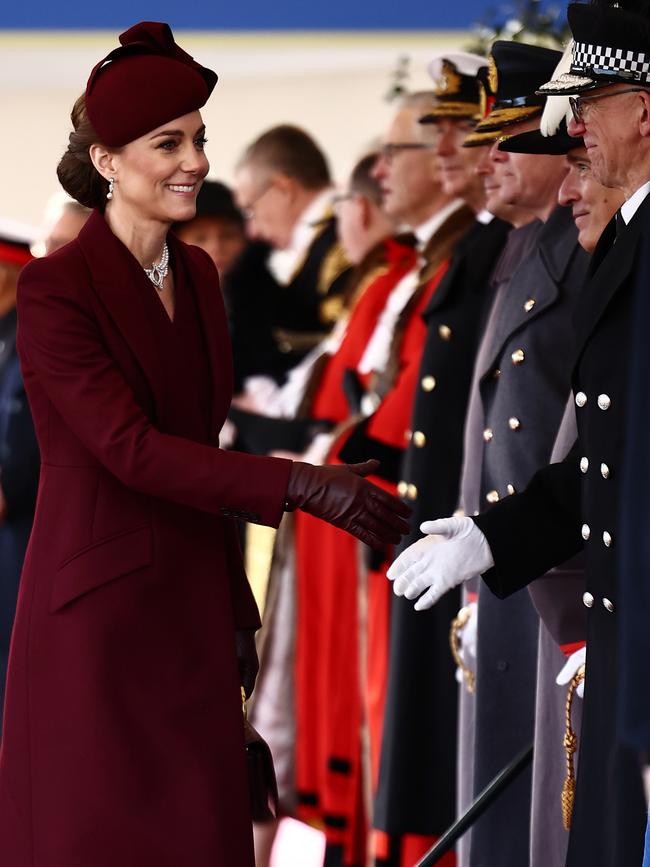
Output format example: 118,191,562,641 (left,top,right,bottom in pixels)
57,94,113,209
238,124,331,190
349,153,383,206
